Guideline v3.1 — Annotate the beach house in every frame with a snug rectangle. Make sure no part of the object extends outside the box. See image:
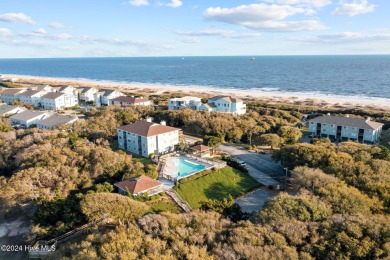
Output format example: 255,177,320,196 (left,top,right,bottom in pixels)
77,87,98,102
199,96,246,115
18,90,45,107
114,175,163,196
308,115,384,144
94,89,125,107
168,96,202,110
36,114,78,129
0,88,27,104
0,105,27,117
10,110,50,128
41,92,78,110
117,119,180,158
110,96,151,106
